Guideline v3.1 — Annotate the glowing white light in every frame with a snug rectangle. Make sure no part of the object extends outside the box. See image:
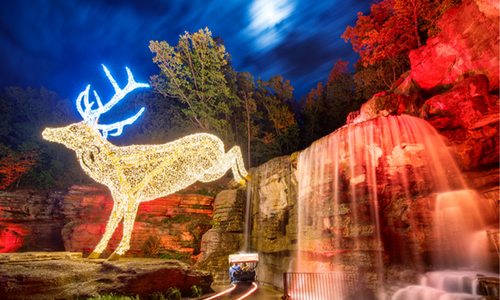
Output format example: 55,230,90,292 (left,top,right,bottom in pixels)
42,67,248,259
204,284,237,300
247,0,294,49
75,65,149,138
235,282,258,300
